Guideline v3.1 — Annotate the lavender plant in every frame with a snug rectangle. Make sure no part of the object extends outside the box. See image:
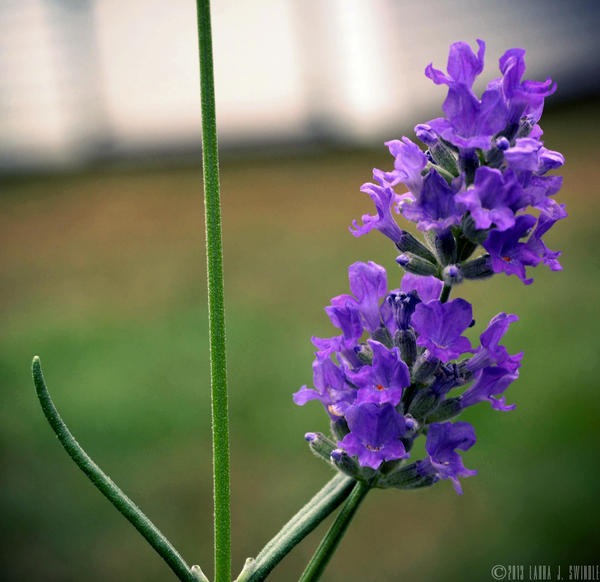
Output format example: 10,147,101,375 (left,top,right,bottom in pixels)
30,10,565,582
292,38,565,579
